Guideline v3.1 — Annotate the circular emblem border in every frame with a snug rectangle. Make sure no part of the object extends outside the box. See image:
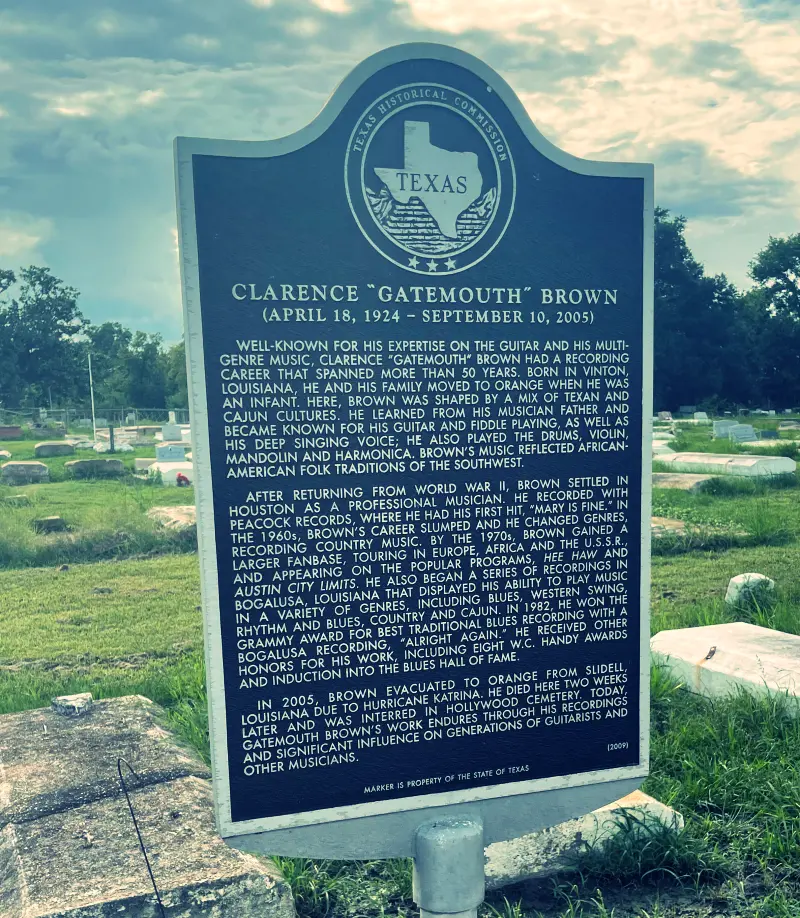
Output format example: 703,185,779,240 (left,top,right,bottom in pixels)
345,83,516,276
